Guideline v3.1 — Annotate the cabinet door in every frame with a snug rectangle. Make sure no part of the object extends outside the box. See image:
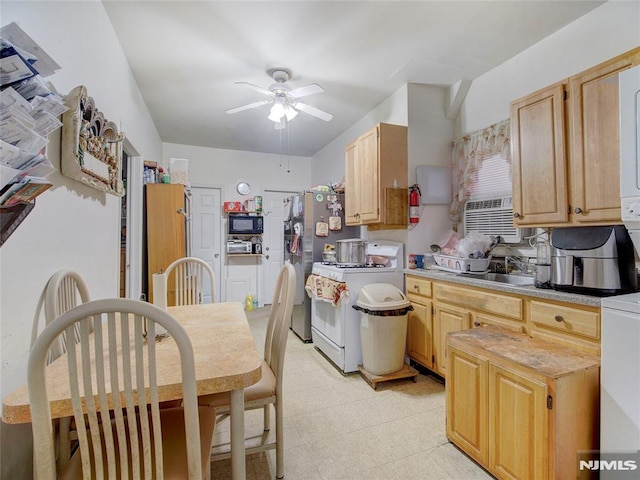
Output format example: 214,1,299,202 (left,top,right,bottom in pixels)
489,364,548,480
407,300,433,369
146,184,186,304
446,346,488,465
568,52,639,224
357,127,380,223
434,303,471,376
510,83,569,226
344,140,360,224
